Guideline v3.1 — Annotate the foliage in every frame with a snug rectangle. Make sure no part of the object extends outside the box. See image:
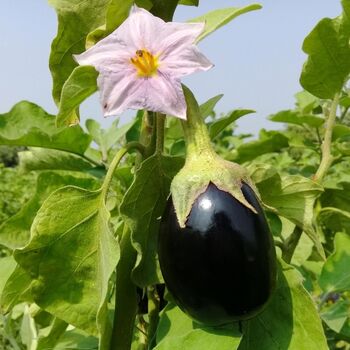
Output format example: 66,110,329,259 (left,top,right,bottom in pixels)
1,1,350,349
